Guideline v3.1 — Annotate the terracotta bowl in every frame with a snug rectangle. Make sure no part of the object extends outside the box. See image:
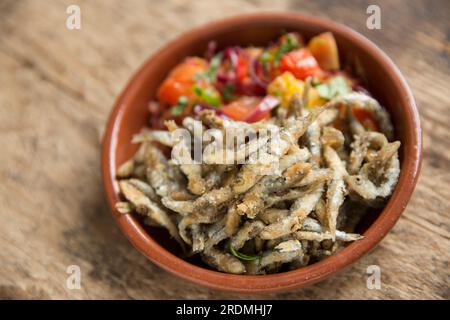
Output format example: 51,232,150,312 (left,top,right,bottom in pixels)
102,13,422,293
